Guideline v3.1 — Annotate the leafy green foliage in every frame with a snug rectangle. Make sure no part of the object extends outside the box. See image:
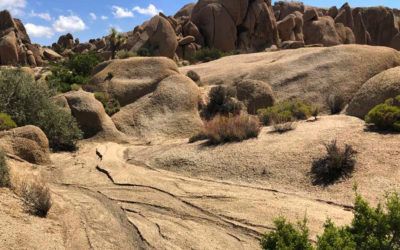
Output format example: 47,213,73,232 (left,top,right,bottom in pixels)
94,92,120,116
260,217,313,250
261,190,400,250
0,68,82,151
0,150,10,188
46,53,101,93
0,113,16,131
311,140,357,185
203,86,243,120
365,96,400,132
191,47,232,63
257,99,313,126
